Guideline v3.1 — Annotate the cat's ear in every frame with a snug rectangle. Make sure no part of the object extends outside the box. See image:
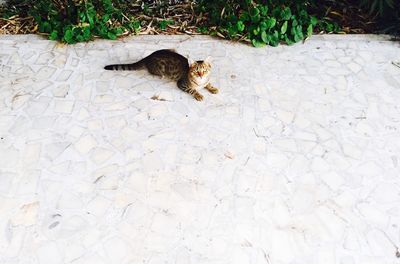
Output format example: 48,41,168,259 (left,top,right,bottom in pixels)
187,57,195,66
204,56,213,63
